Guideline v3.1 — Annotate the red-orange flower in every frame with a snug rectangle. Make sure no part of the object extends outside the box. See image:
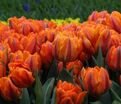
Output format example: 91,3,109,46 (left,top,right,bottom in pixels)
81,66,111,97
88,11,111,27
24,52,42,72
0,77,21,101
4,36,23,52
96,28,121,56
53,34,82,62
106,46,121,71
40,41,53,69
56,80,87,104
66,60,83,75
23,34,37,54
9,62,35,88
110,11,121,33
